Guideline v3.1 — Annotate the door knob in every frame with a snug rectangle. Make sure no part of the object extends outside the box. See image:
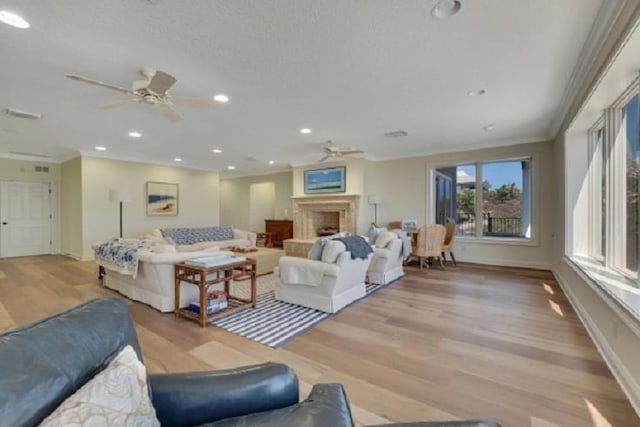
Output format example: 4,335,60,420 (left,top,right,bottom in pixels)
1,222,7,225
